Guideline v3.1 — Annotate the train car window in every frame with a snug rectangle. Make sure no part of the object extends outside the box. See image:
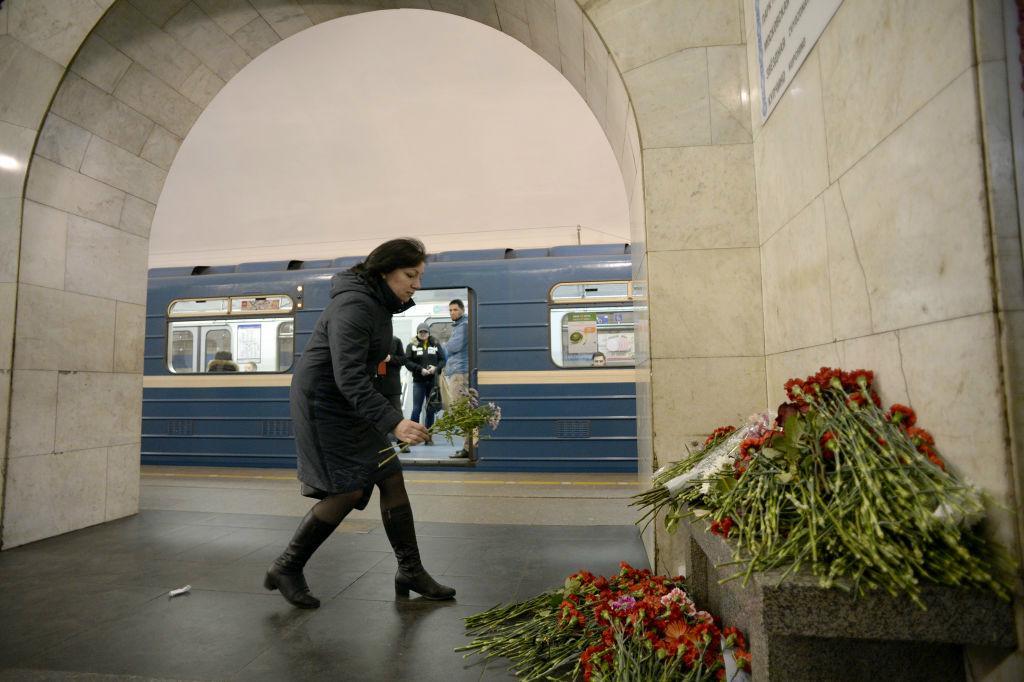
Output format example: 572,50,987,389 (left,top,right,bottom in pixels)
425,317,453,344
168,298,229,317
231,295,293,314
549,281,631,303
277,321,294,371
166,316,295,373
549,306,635,368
